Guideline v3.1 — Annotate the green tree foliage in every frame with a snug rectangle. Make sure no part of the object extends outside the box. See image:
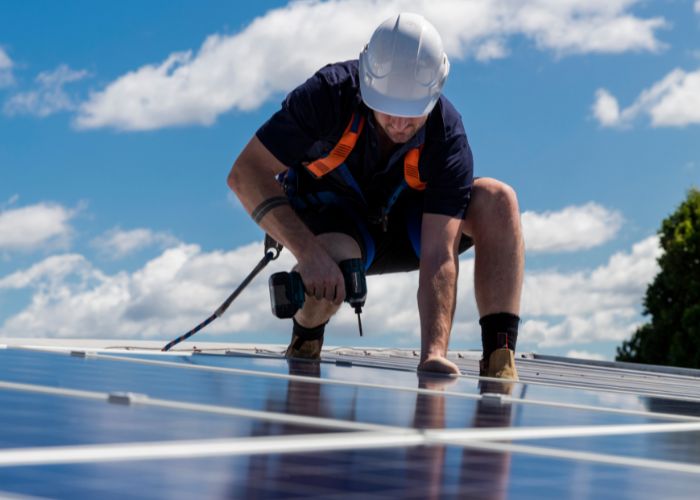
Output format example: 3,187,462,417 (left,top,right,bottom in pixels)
617,188,700,368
